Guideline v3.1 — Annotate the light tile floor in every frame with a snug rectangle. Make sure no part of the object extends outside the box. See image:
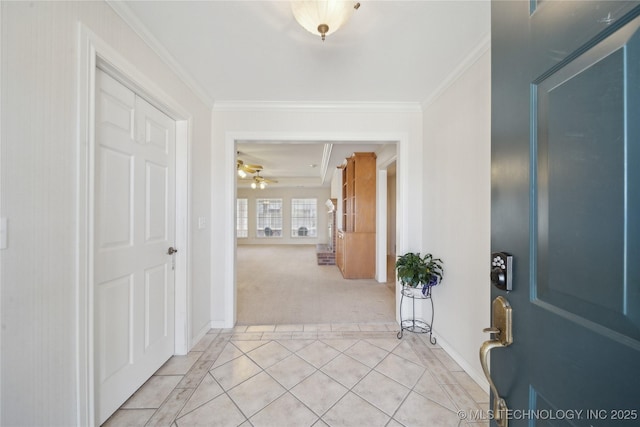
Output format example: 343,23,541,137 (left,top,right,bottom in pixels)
104,323,489,427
